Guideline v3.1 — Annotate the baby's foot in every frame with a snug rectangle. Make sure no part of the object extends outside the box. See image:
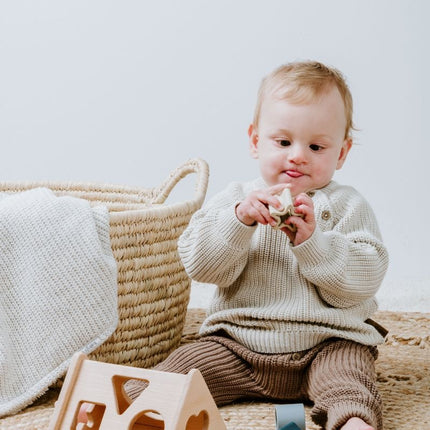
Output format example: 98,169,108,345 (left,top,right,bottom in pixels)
77,402,90,424
340,417,374,430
